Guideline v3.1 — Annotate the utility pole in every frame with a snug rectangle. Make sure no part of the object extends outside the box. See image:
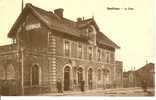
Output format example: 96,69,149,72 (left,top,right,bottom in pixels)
20,0,24,95
22,0,23,12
